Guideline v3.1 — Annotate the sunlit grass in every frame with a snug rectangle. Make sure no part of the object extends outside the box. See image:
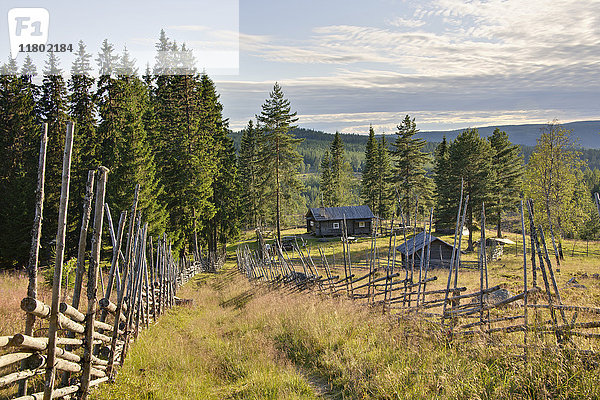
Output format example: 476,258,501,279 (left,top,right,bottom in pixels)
92,267,600,399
